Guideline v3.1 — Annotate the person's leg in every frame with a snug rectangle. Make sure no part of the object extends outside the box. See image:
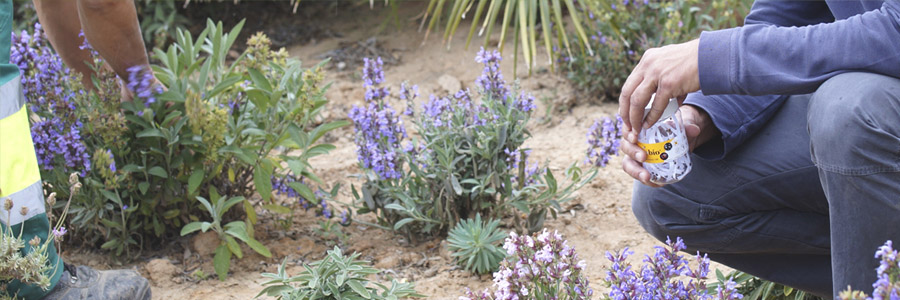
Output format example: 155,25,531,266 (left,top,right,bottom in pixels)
807,72,900,297
632,94,834,297
74,0,148,80
32,0,93,89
